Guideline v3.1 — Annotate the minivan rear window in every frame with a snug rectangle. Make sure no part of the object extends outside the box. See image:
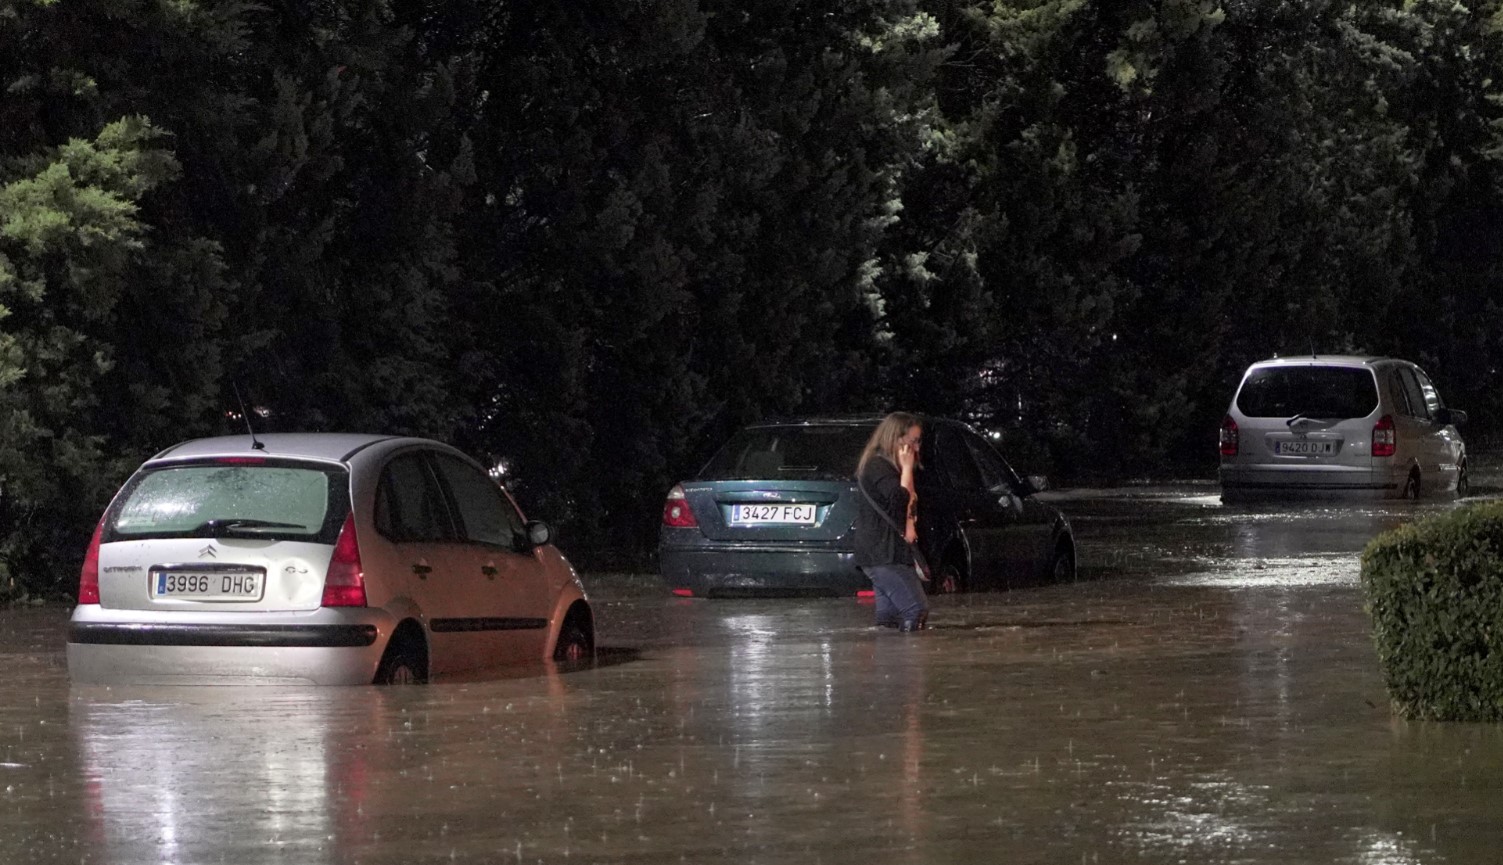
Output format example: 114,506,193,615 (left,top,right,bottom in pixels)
1236,366,1379,419
105,460,349,543
699,424,875,480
